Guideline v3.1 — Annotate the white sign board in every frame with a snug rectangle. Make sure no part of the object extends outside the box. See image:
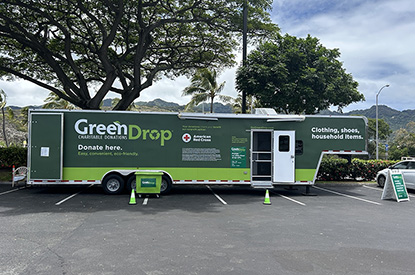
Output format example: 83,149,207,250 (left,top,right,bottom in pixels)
40,147,50,157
